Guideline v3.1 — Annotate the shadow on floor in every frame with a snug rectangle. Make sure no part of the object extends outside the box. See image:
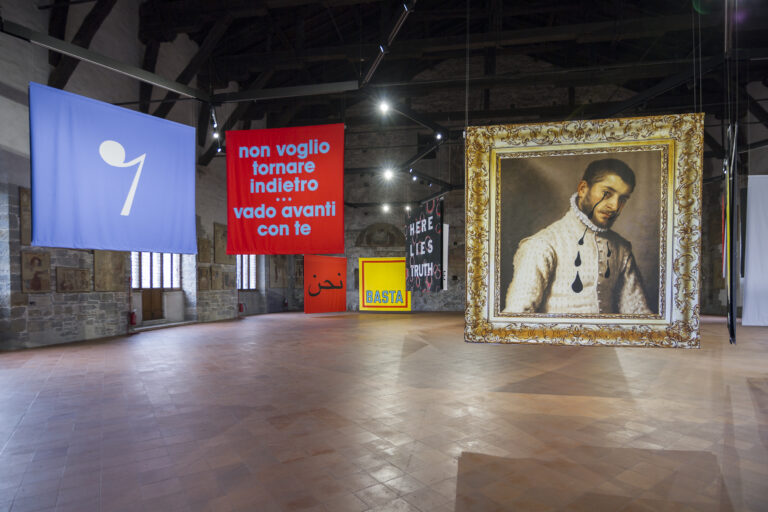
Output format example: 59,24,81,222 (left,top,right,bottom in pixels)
748,378,768,449
455,448,733,511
